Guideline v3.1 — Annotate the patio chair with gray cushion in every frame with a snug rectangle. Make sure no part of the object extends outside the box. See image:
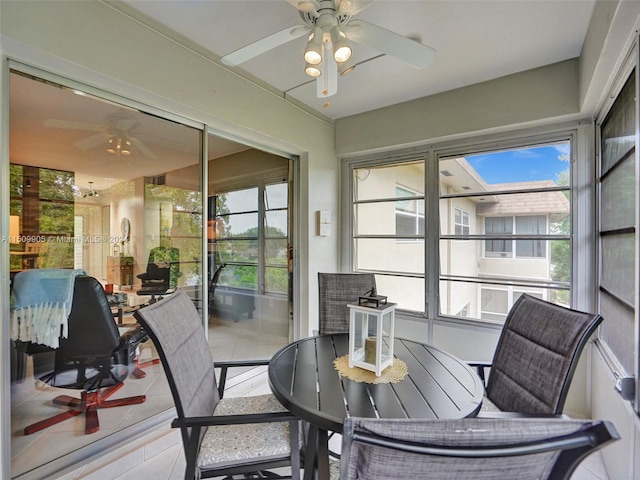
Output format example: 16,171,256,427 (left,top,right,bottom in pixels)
318,273,377,335
470,293,603,414
134,289,300,480
340,417,619,480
